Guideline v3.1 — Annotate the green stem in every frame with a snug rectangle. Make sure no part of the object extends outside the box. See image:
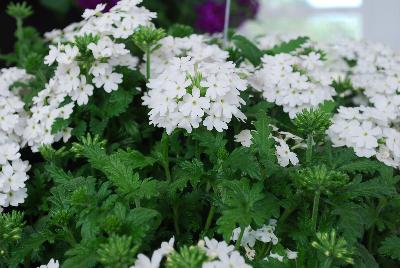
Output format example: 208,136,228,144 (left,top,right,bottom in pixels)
204,205,215,234
367,198,387,251
135,198,141,208
257,242,271,261
16,18,24,62
194,139,200,159
63,227,77,247
23,256,30,268
172,205,180,236
306,134,313,163
162,134,172,182
146,46,151,80
367,226,375,252
235,226,245,250
279,204,297,225
321,258,333,268
311,190,321,232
